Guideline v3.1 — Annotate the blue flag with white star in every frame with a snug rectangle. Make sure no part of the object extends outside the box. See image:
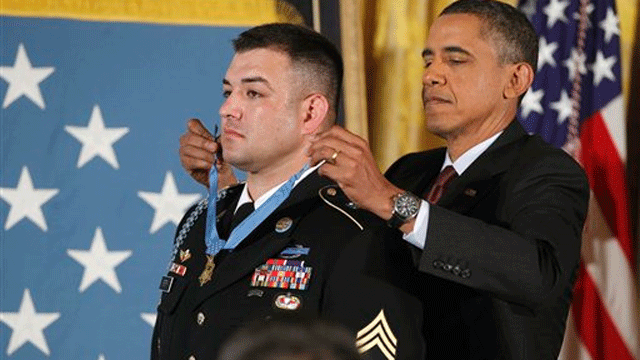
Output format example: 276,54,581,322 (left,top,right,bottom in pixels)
0,8,250,360
517,0,622,147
